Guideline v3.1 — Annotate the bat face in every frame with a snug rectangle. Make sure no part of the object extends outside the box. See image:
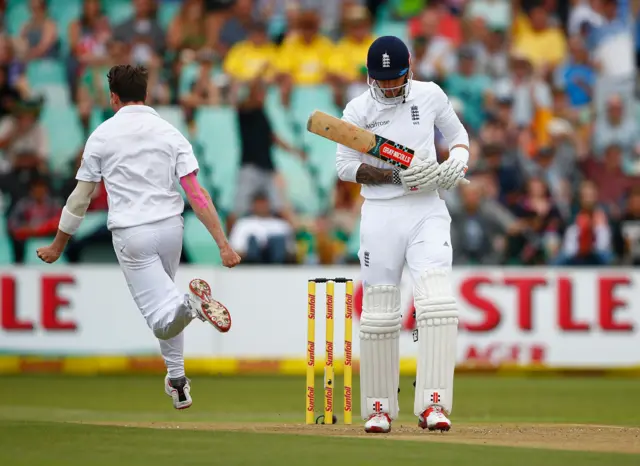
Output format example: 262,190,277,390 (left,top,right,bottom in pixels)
307,110,415,170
